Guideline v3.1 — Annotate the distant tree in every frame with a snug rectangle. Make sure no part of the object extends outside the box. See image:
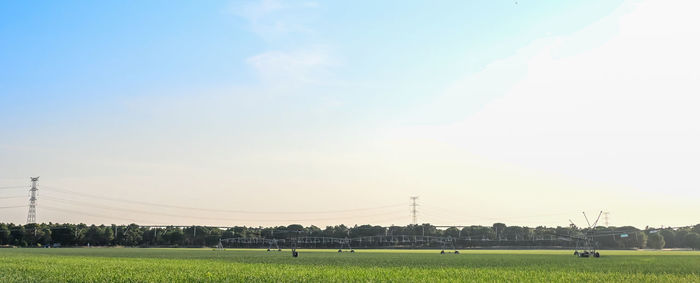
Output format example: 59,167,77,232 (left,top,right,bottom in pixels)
635,231,648,249
205,228,222,246
613,227,647,249
325,225,349,238
693,224,700,234
121,224,143,246
675,230,690,247
39,227,52,245
503,226,524,241
103,226,115,245
231,226,249,238
10,225,25,246
684,233,700,250
163,229,184,245
533,226,554,241
402,224,421,236
287,224,304,232
659,229,676,248
221,229,235,239
444,227,460,238
521,227,534,242
351,225,385,237
0,221,698,249
595,227,618,249
647,232,665,249
52,225,77,245
141,228,164,246
23,223,46,246
419,224,438,236
462,226,495,240
0,224,11,245
85,225,103,246
492,223,506,240
306,225,323,236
